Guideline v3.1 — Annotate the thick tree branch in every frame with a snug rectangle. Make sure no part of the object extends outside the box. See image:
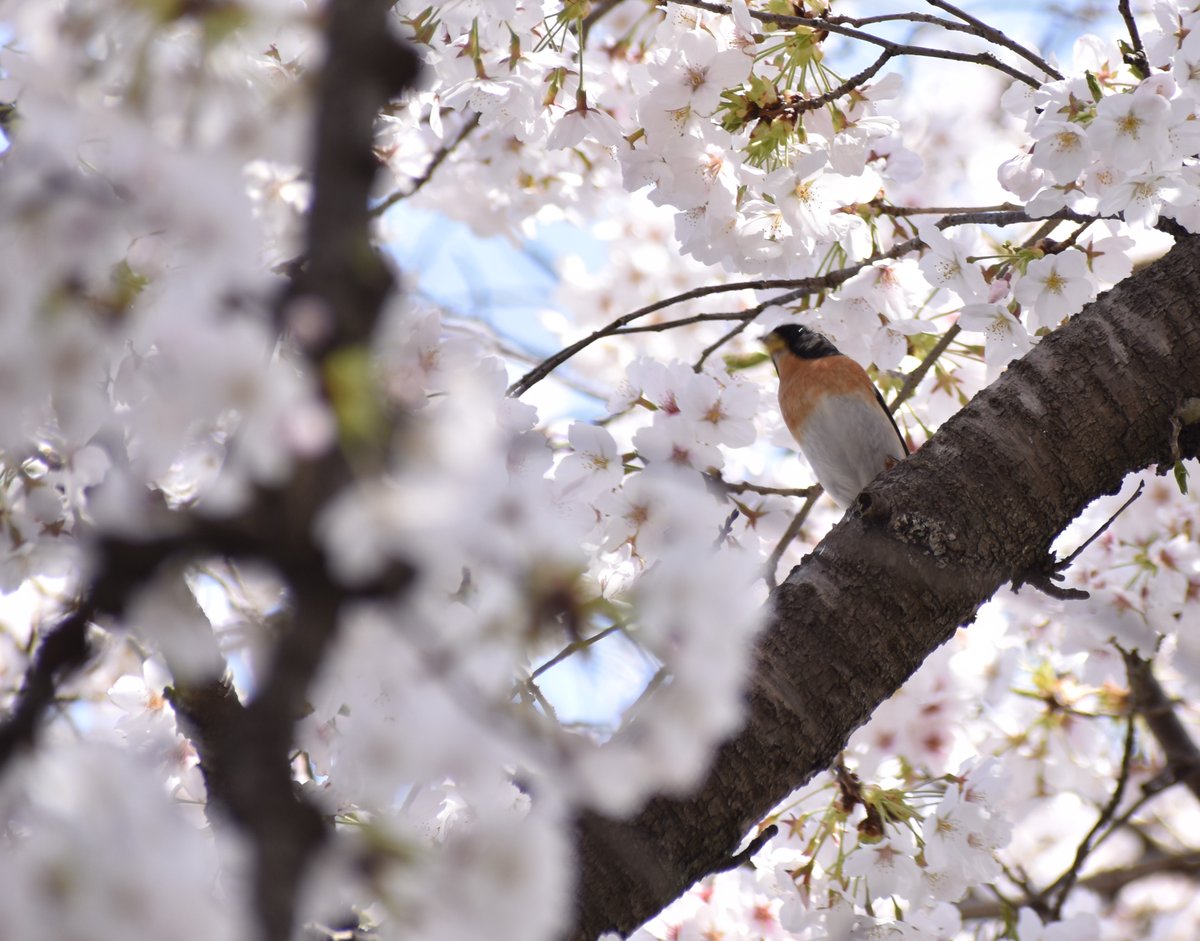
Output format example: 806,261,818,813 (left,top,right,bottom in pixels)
568,234,1200,940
